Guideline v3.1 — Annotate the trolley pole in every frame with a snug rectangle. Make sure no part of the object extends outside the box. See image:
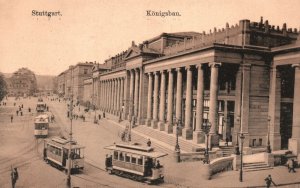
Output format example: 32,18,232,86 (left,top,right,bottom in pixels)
67,97,73,187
